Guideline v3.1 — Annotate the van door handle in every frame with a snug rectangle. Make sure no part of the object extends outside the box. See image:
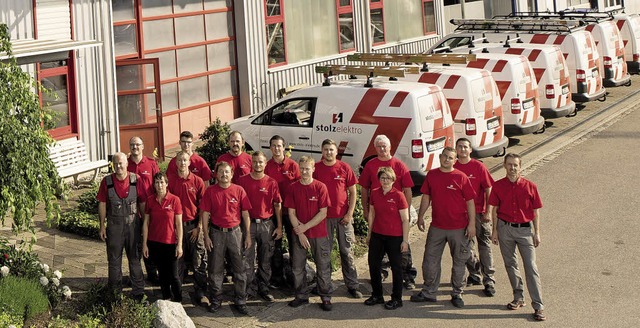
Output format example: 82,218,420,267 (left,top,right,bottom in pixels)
299,136,310,140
